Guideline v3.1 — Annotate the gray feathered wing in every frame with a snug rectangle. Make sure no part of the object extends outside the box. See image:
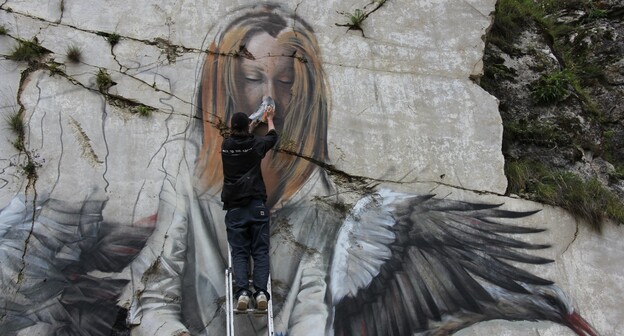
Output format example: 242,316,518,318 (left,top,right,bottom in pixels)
329,189,553,336
0,196,154,335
